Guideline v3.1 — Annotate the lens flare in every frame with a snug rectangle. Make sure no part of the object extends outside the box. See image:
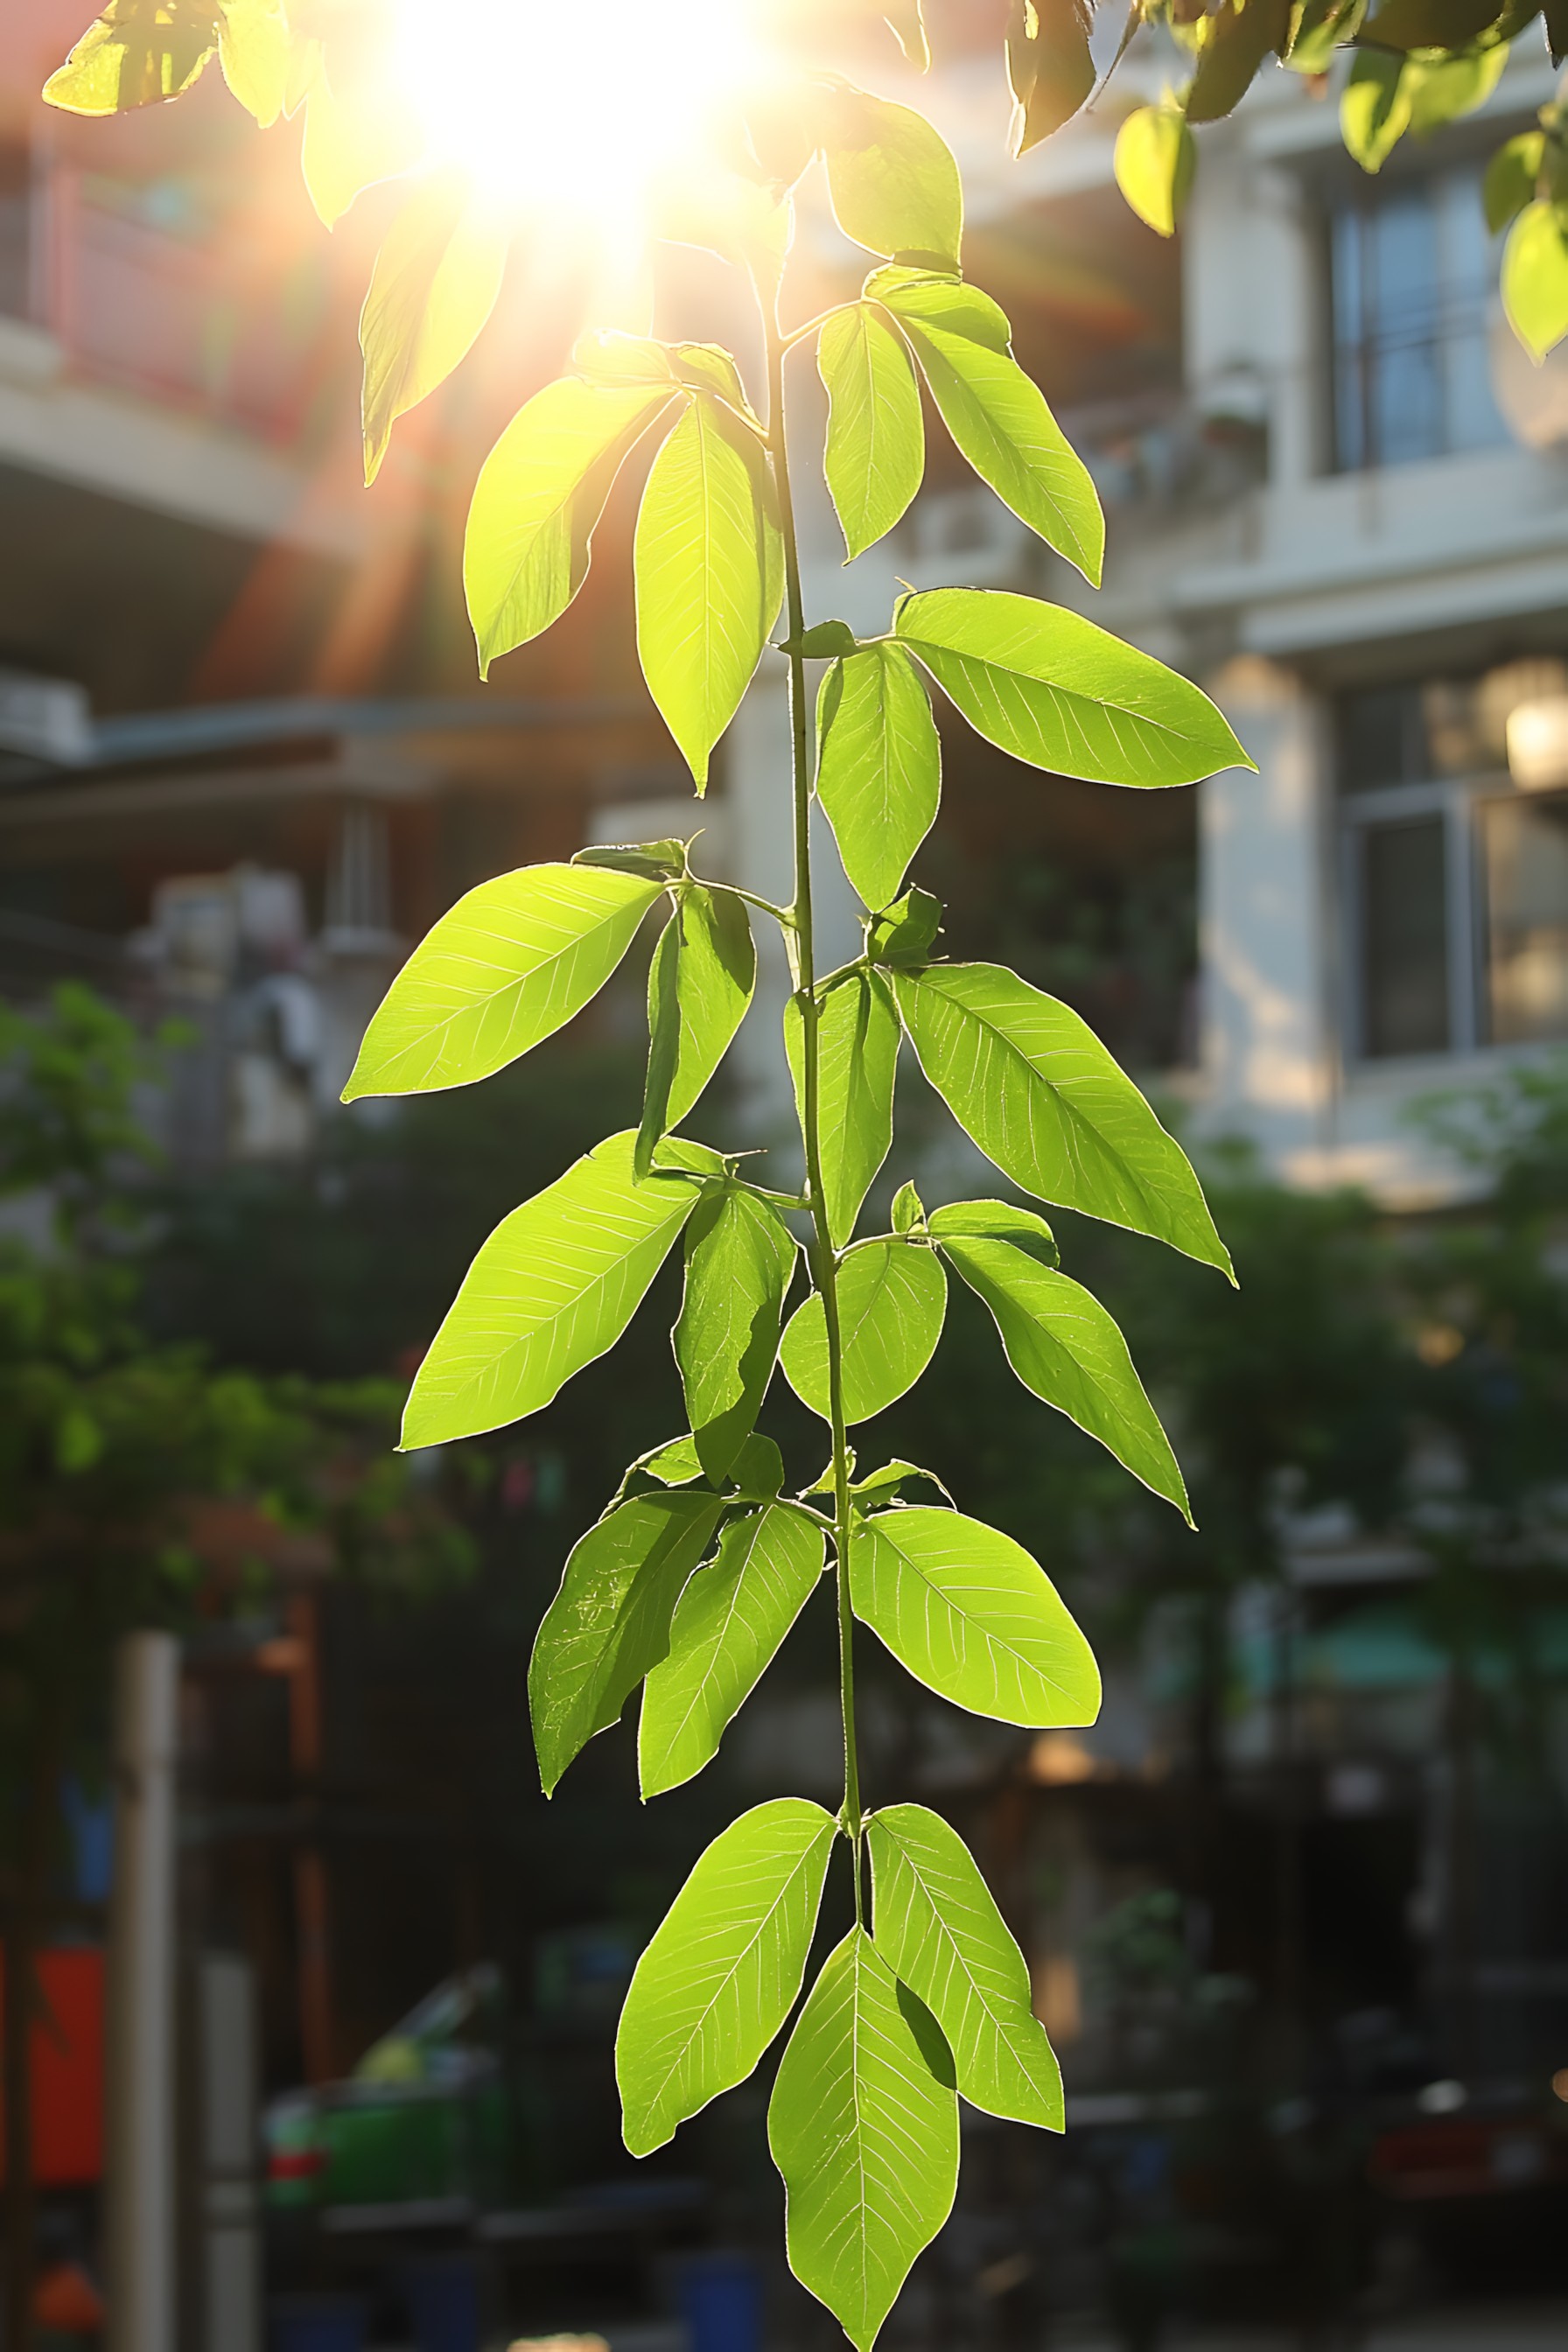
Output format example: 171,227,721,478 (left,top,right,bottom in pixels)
389,0,762,225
